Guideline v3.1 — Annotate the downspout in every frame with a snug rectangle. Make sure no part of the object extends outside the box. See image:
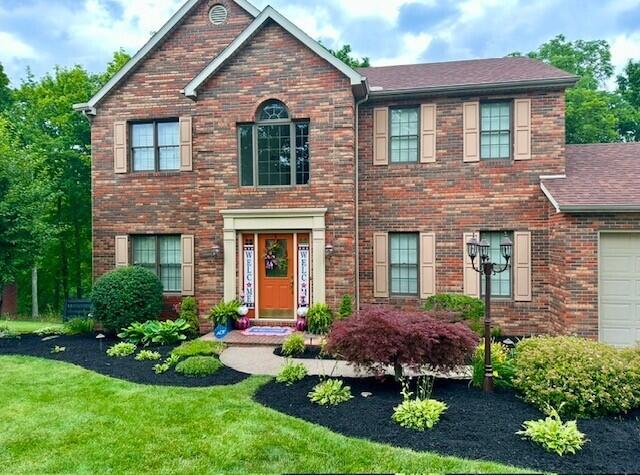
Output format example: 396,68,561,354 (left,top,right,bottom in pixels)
354,90,369,311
